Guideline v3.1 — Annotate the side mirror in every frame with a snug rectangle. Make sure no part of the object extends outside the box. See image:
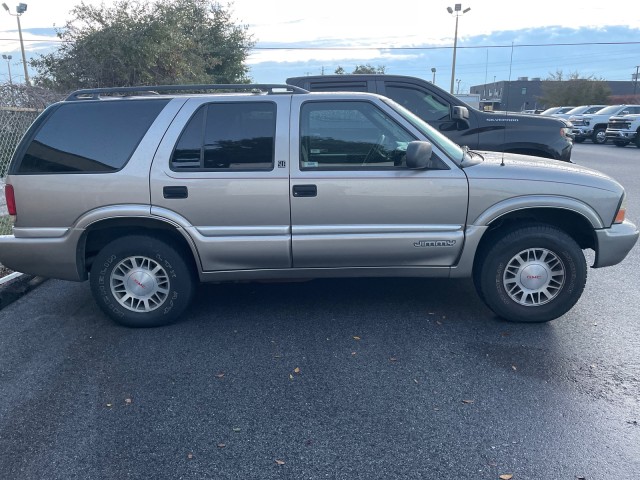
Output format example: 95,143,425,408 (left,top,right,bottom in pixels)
406,141,432,169
452,106,469,121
